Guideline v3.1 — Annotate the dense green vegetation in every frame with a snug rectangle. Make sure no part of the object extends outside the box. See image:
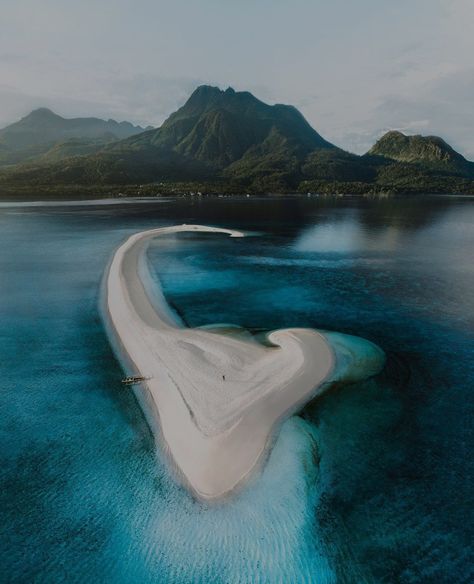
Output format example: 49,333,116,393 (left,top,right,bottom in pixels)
1,86,473,198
